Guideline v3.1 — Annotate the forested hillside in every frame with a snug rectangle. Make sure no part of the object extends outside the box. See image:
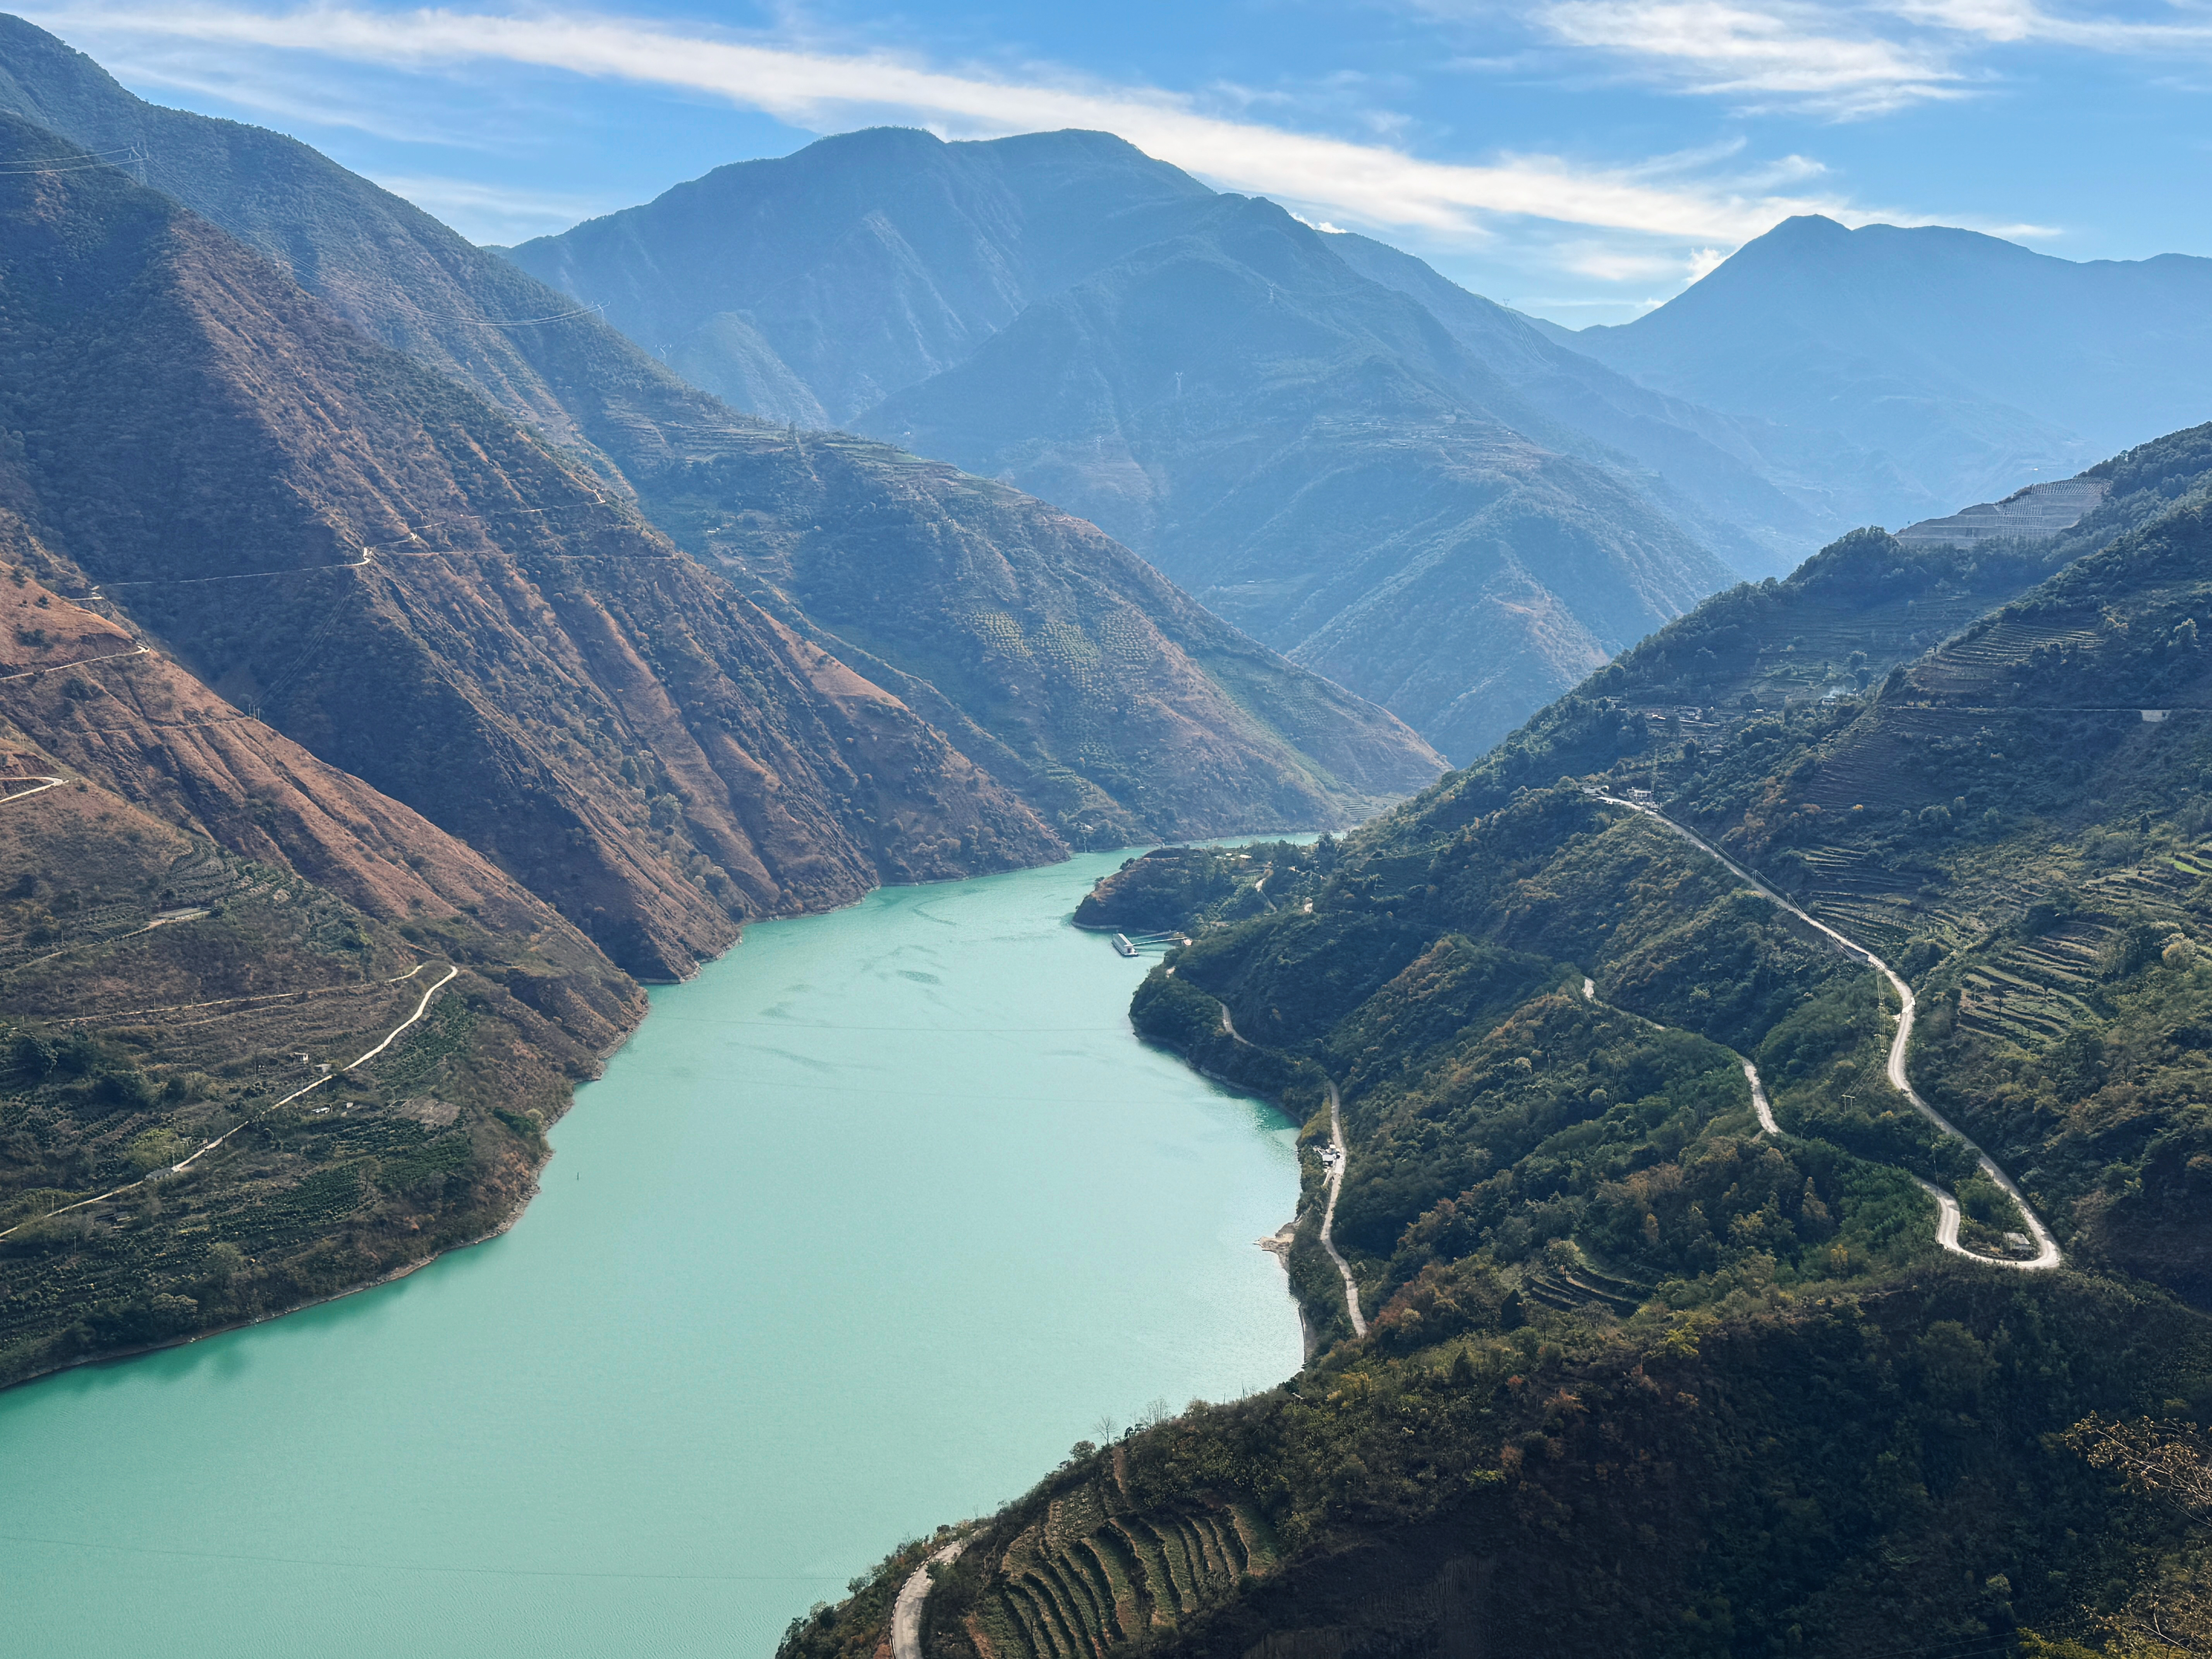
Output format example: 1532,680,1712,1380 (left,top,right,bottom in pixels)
794,424,2212,1659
